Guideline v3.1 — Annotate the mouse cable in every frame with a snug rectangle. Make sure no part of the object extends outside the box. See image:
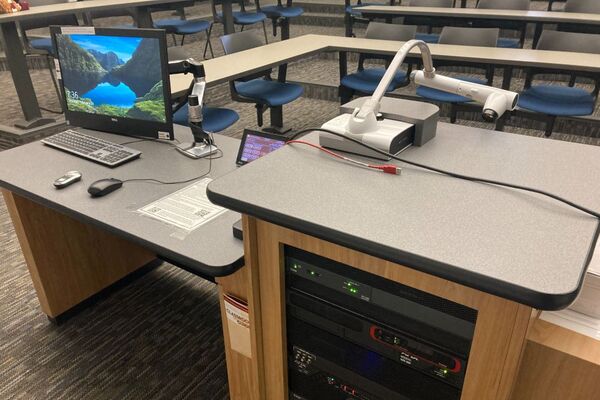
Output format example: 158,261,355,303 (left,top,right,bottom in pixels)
286,127,600,220
121,133,222,185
